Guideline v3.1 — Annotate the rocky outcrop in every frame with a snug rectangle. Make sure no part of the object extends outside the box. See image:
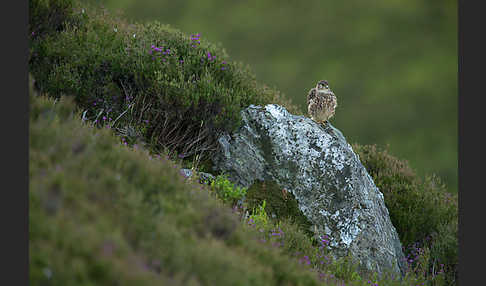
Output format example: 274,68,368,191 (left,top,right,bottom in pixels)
212,104,406,276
